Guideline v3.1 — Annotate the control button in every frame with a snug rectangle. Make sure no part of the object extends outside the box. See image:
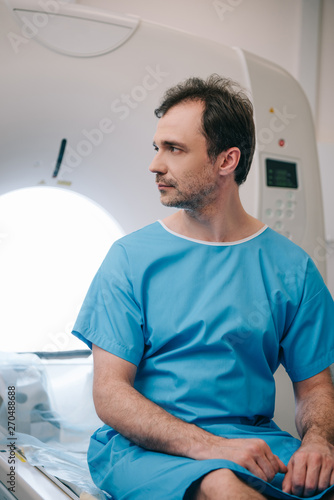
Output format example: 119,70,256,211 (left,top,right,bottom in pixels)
265,208,273,217
275,209,283,218
286,191,295,200
286,210,294,219
274,221,283,230
276,199,284,208
286,200,295,209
